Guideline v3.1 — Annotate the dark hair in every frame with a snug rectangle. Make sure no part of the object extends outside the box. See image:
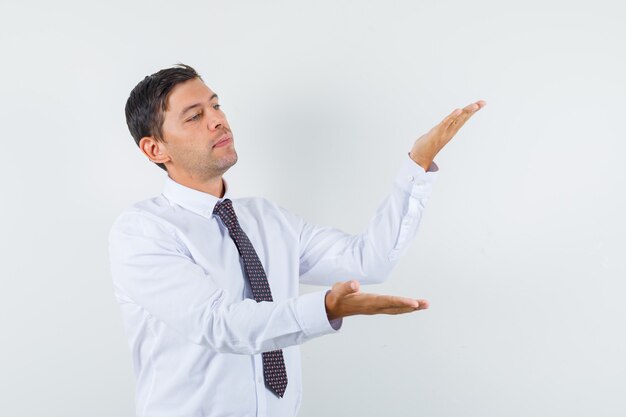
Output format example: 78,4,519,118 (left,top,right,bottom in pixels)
125,64,202,171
